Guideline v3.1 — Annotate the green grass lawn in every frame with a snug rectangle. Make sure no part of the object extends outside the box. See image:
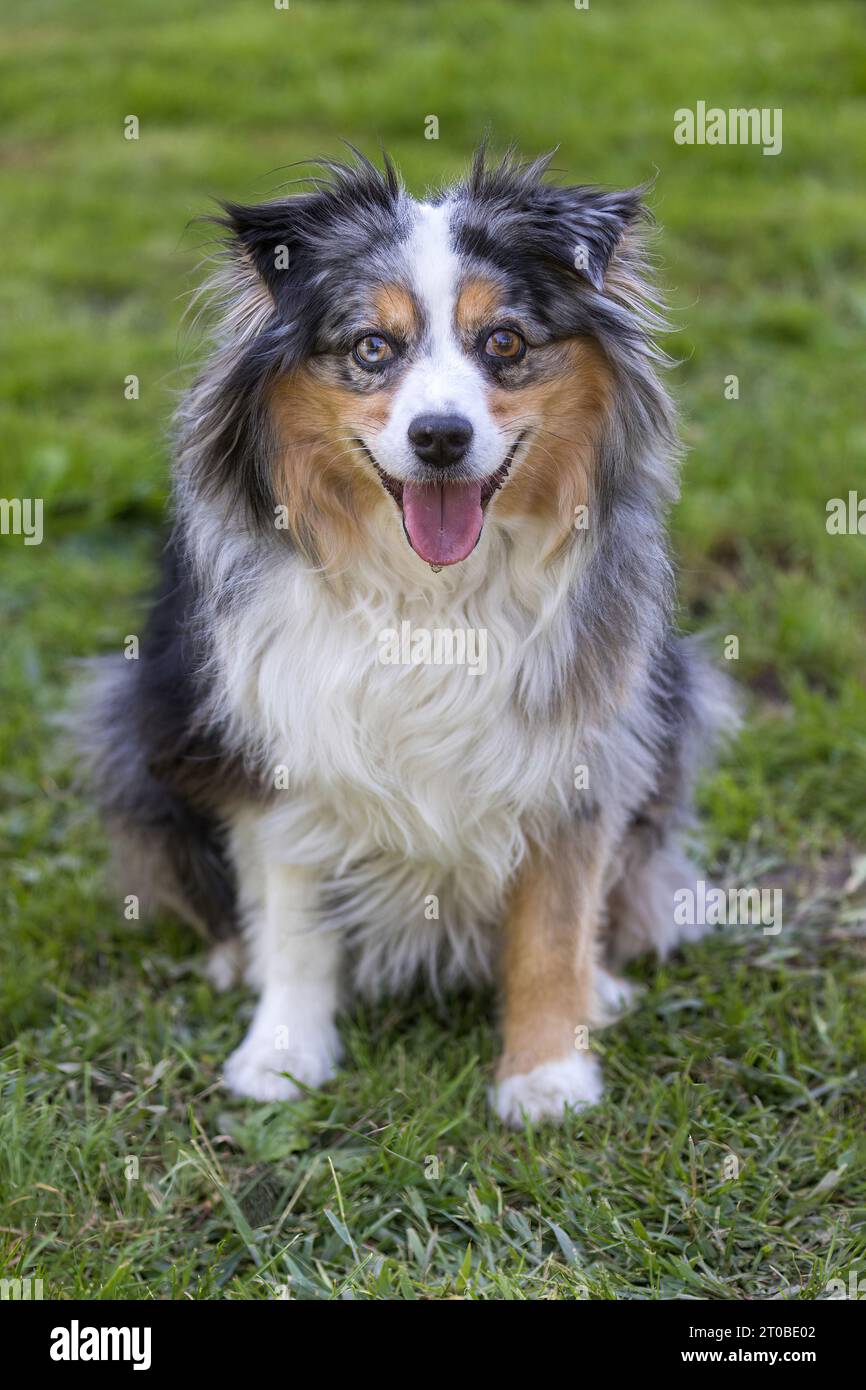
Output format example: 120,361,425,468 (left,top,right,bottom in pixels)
1,0,865,1300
